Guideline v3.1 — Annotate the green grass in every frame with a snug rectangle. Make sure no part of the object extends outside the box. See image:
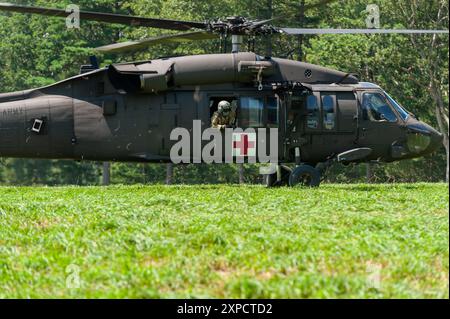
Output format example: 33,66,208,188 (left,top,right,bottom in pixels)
0,184,448,299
